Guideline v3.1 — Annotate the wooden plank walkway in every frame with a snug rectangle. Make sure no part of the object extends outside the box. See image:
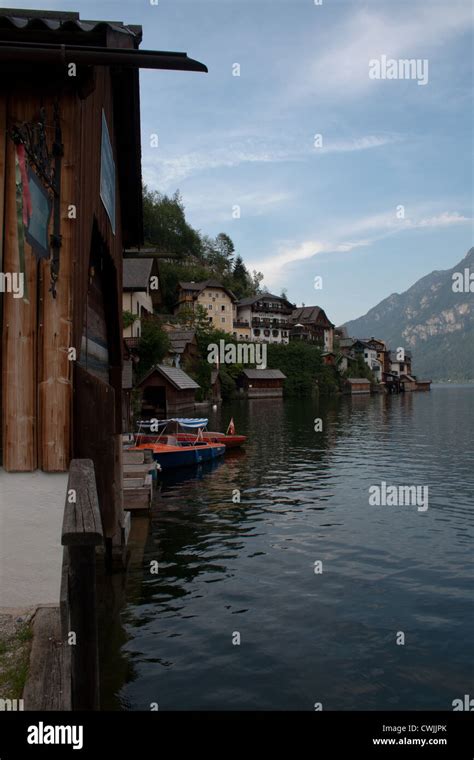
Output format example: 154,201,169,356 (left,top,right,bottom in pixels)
23,606,71,710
